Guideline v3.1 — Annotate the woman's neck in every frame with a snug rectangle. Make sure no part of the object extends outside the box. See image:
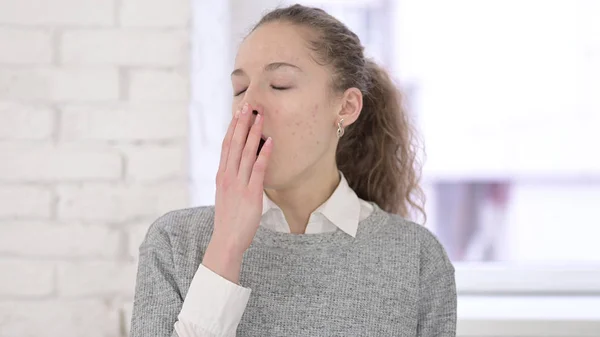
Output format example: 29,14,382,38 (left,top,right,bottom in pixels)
265,166,340,234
